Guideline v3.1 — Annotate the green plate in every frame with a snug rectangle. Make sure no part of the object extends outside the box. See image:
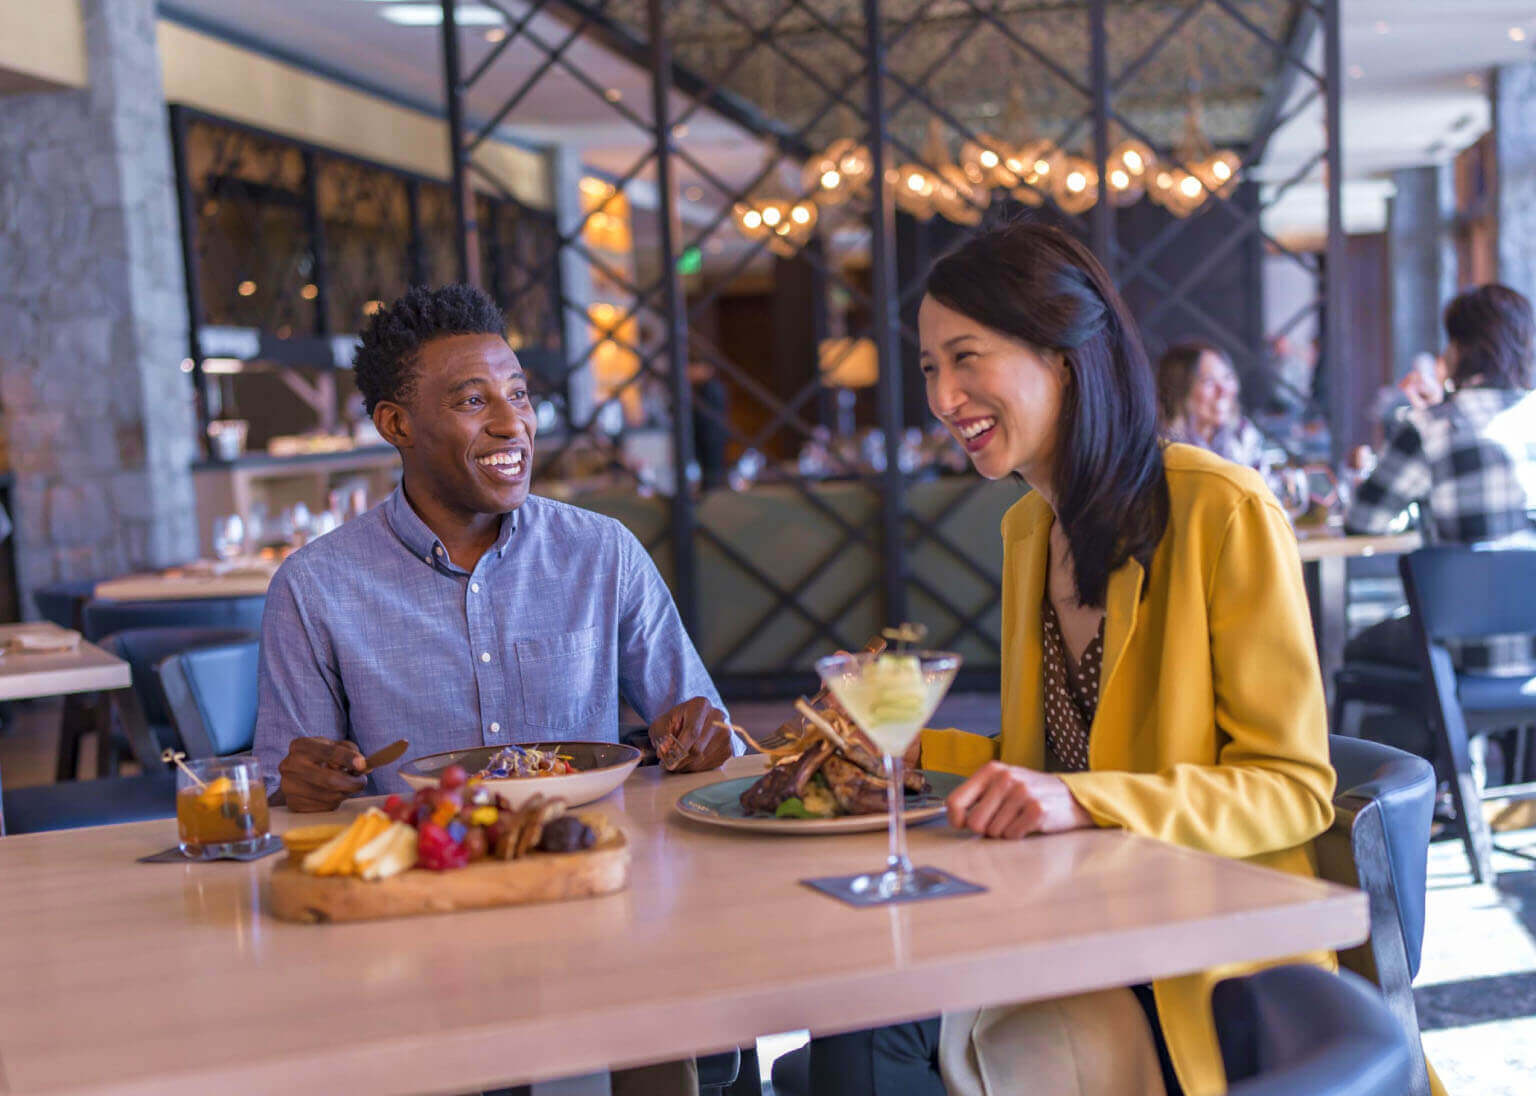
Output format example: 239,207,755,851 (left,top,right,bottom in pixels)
674,771,963,835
